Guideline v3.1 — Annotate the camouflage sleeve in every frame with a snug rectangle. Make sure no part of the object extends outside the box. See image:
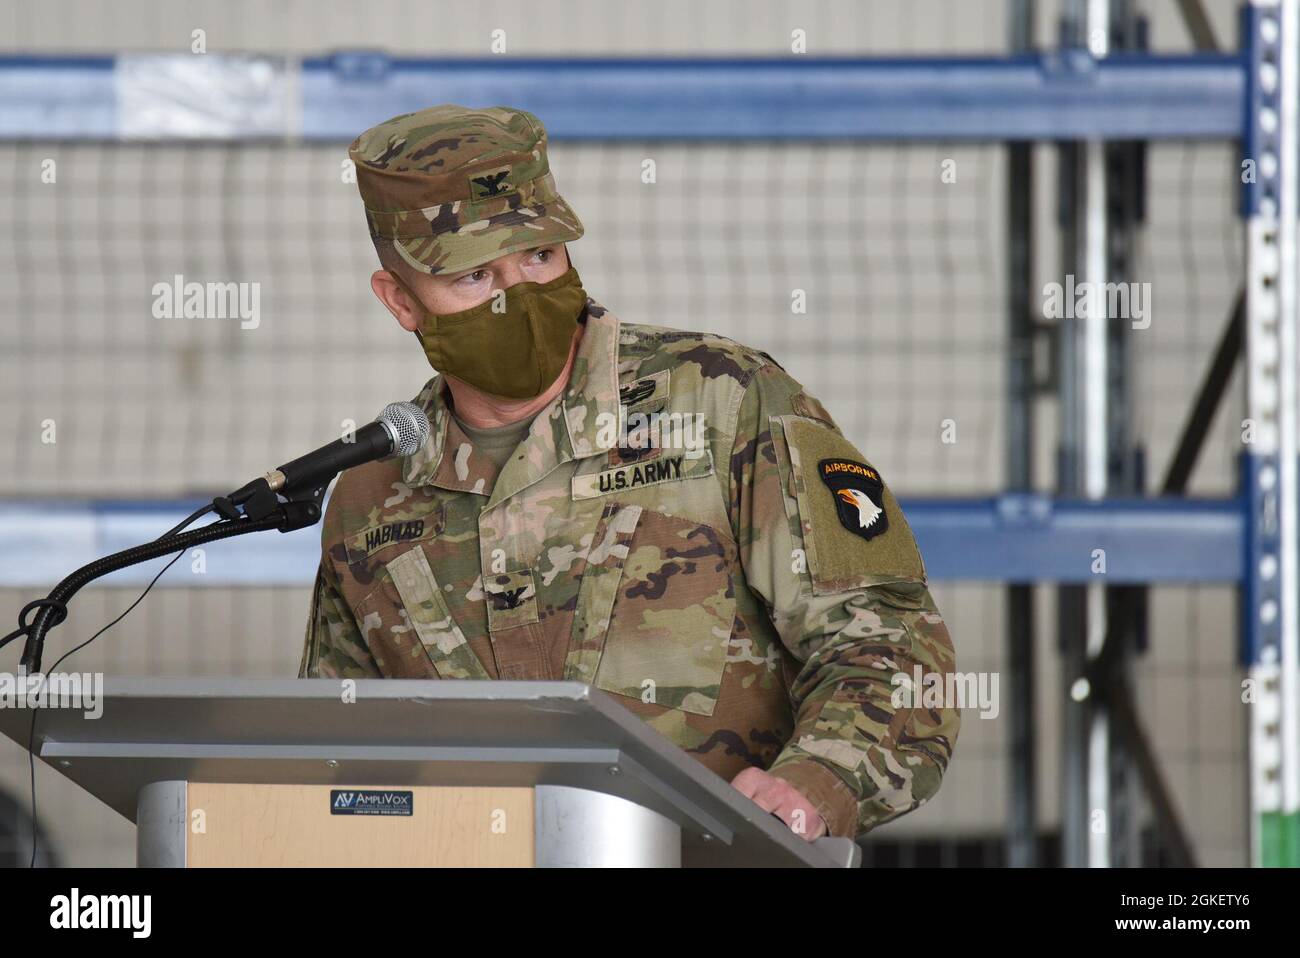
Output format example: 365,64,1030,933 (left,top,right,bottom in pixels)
728,362,961,839
298,560,382,678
